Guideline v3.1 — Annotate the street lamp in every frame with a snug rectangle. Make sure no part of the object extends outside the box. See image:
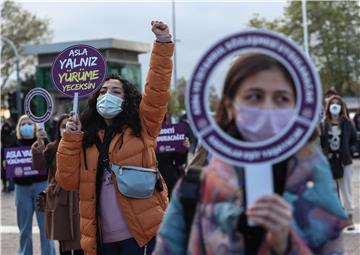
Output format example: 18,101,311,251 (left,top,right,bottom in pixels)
1,36,22,119
172,0,178,90
301,0,310,56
